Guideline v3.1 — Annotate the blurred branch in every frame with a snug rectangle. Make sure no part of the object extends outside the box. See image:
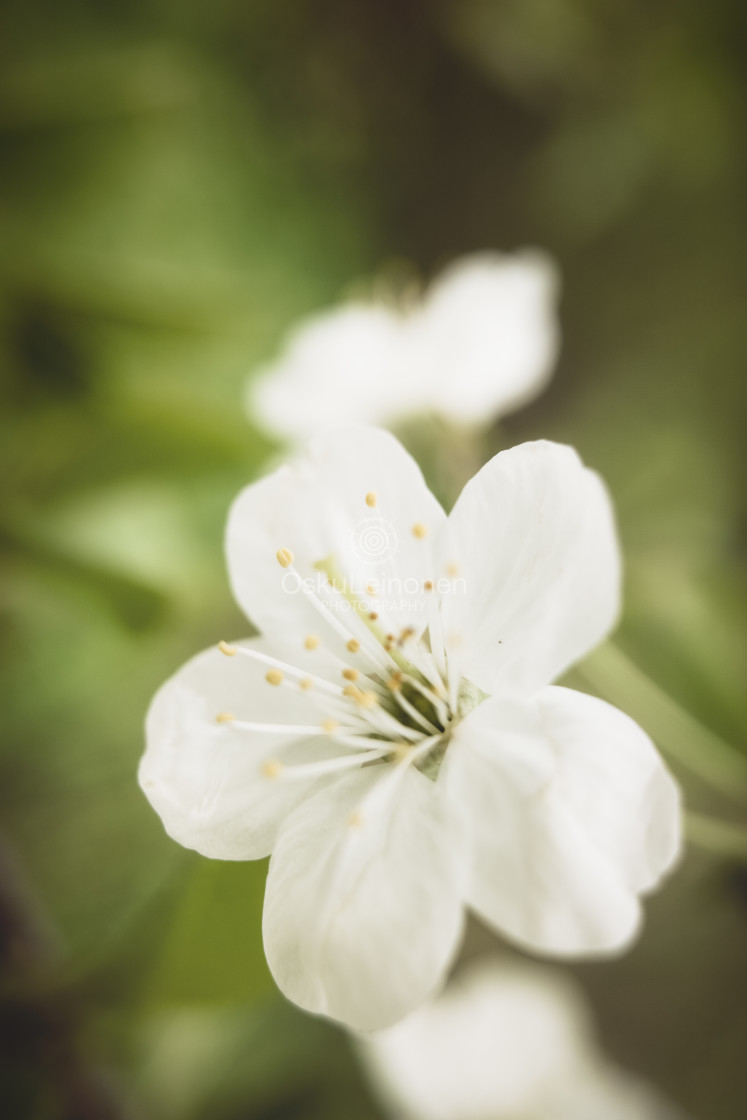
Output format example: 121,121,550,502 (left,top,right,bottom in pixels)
686,812,747,861
0,519,170,631
574,641,747,801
